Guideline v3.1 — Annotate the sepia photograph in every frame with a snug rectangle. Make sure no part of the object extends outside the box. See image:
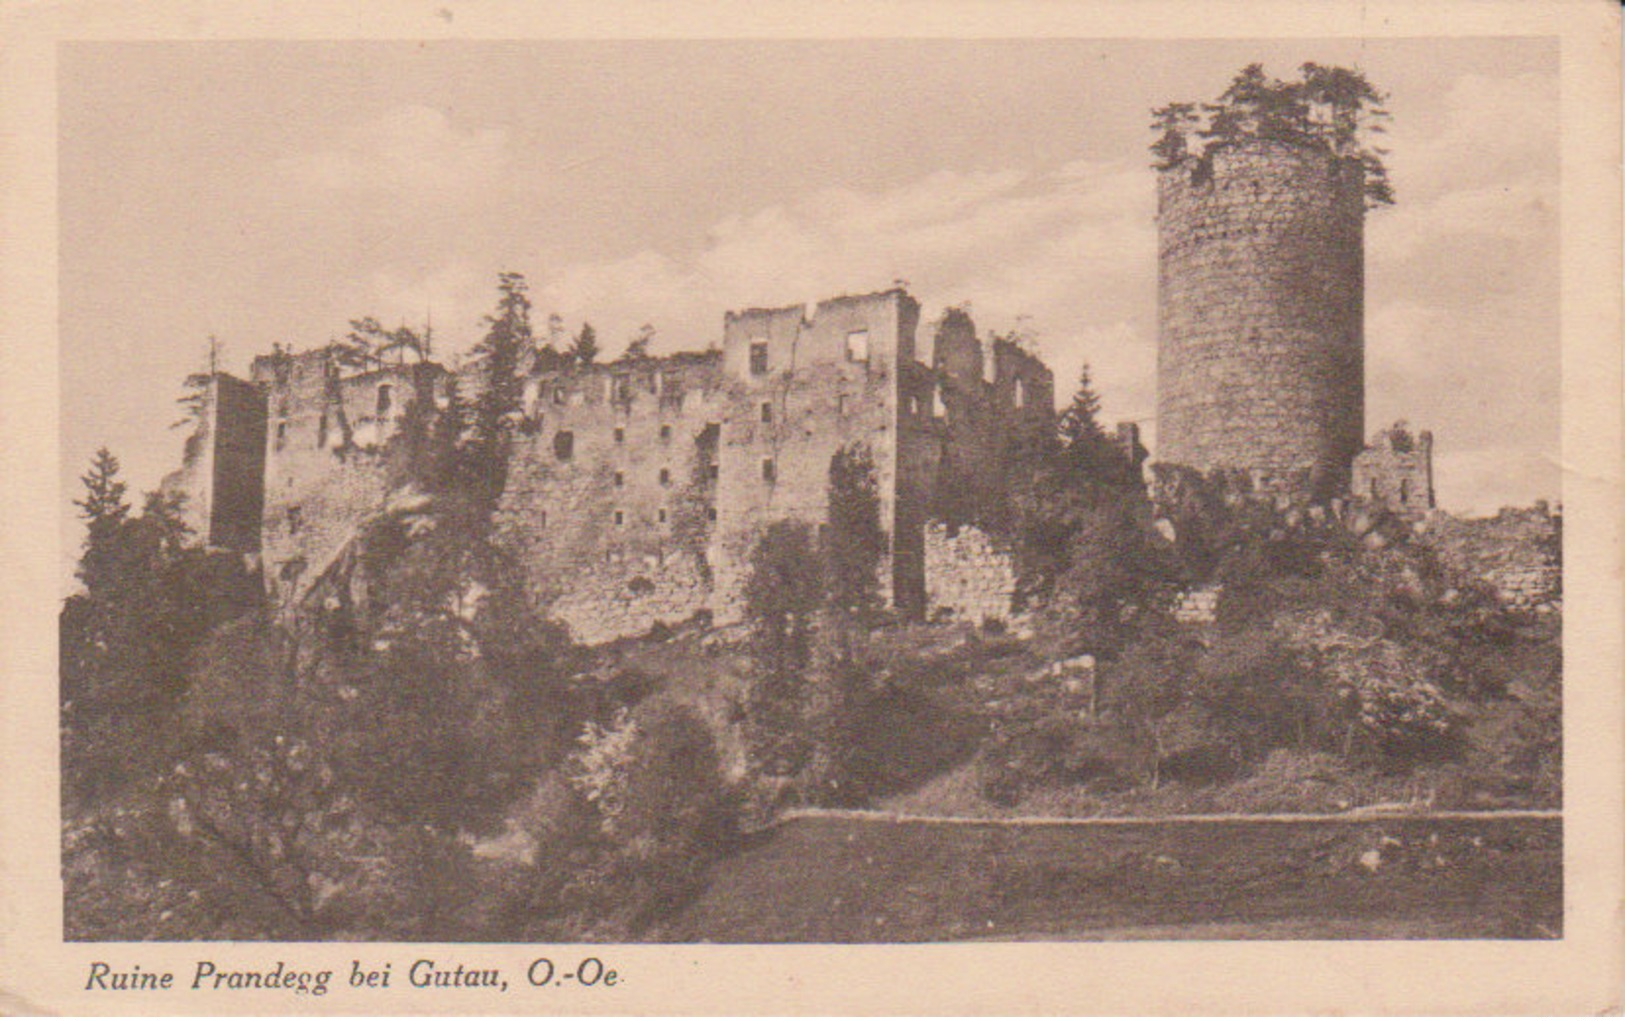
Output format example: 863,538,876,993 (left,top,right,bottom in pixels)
3,0,1620,1014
